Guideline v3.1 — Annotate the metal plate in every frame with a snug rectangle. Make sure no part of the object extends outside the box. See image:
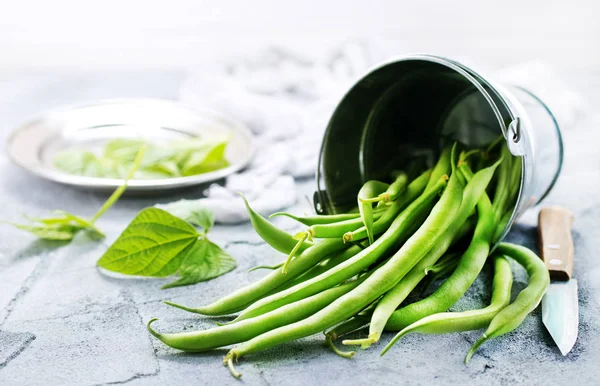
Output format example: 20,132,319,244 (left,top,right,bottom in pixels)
6,98,254,193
